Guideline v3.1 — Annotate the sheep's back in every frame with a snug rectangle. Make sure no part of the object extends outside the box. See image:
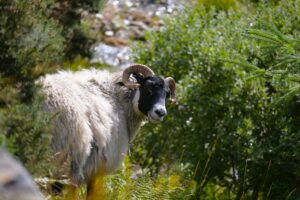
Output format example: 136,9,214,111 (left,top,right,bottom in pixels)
41,70,117,182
